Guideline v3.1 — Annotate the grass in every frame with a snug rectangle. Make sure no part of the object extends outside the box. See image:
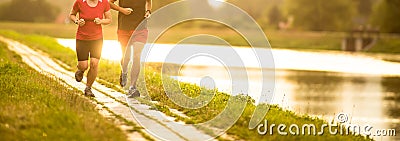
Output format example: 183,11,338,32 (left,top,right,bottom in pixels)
0,42,127,140
141,66,370,140
368,36,400,54
0,30,77,70
0,22,118,39
0,30,371,140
